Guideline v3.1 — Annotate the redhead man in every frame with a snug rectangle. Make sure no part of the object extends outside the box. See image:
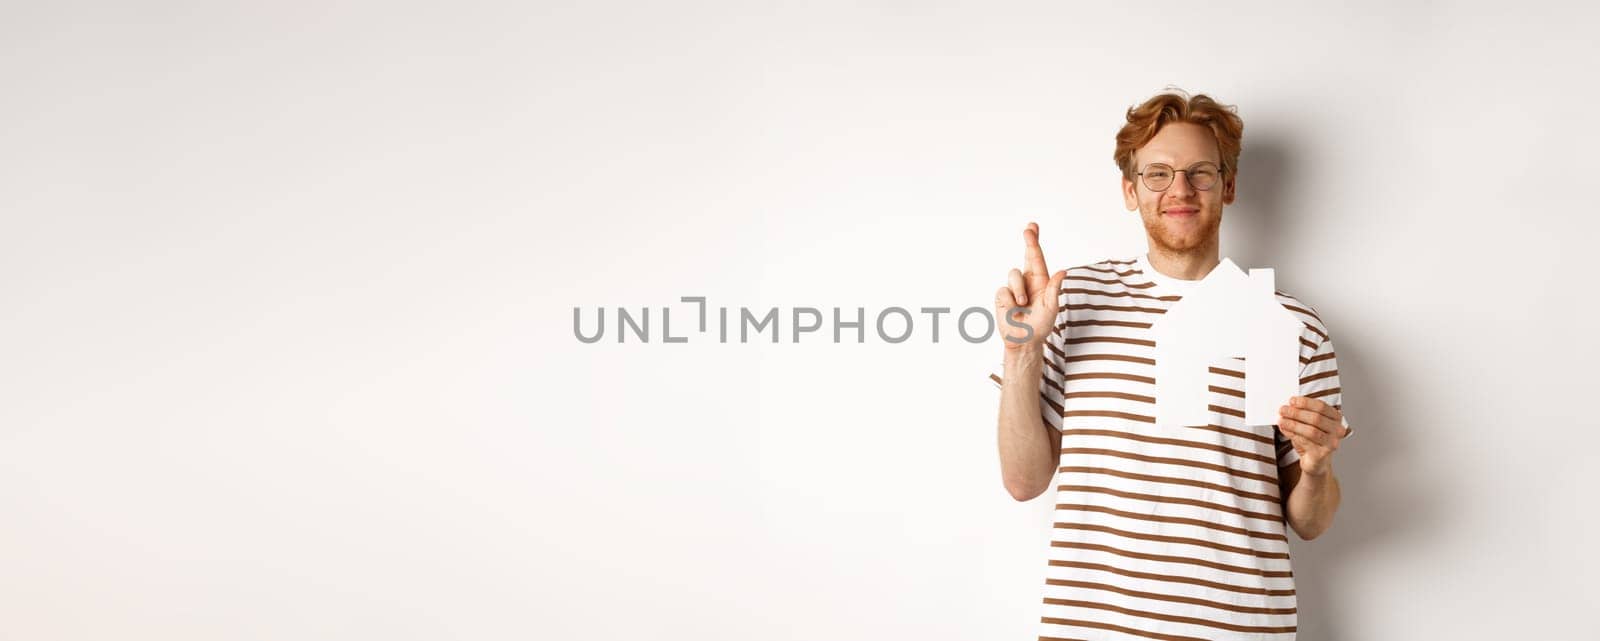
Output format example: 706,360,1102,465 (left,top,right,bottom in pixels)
989,89,1352,640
